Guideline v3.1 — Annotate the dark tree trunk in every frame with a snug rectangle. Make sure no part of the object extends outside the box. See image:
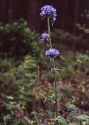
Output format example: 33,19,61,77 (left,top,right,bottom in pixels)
74,0,80,32
8,0,17,21
75,0,80,23
0,0,8,23
63,0,69,30
27,0,40,31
